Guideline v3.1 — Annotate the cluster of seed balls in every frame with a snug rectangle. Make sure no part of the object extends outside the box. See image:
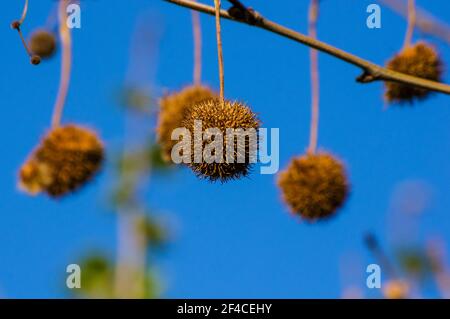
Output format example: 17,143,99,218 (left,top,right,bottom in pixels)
19,125,104,198
156,85,349,220
154,41,443,221
385,42,443,103
156,84,260,182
